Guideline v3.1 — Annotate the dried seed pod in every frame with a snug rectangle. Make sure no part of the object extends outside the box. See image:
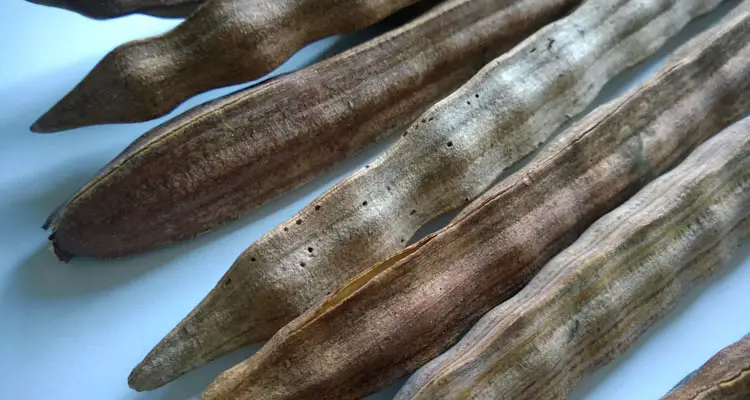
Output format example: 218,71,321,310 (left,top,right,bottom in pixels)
128,0,726,391
196,6,750,400
396,117,750,400
25,0,203,19
47,0,578,263
662,334,750,400
31,0,425,131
